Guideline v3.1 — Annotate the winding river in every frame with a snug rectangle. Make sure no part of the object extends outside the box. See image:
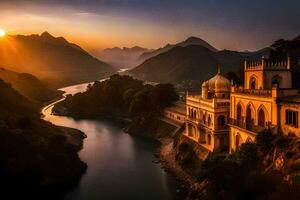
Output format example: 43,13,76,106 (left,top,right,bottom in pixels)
42,81,177,200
